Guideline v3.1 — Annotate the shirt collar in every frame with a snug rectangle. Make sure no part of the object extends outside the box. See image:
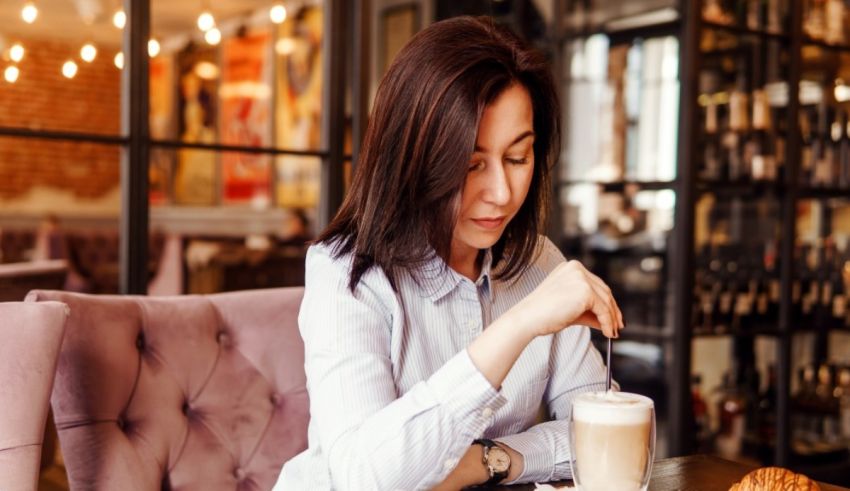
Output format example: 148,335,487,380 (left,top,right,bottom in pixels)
419,249,494,303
